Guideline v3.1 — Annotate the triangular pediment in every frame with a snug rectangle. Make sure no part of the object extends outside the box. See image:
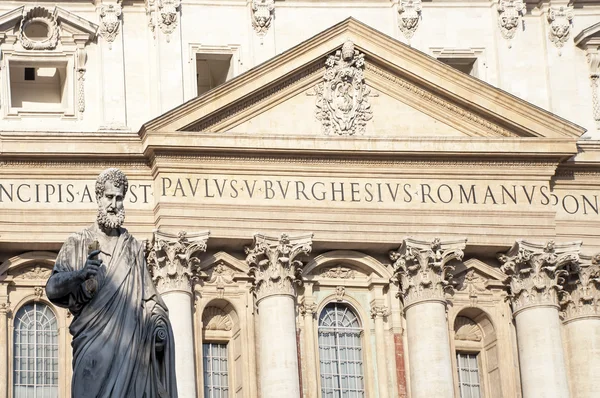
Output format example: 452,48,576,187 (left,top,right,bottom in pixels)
143,18,584,141
453,258,507,292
